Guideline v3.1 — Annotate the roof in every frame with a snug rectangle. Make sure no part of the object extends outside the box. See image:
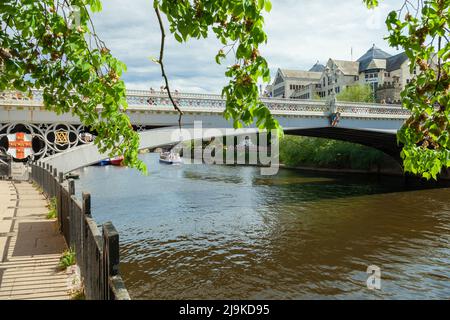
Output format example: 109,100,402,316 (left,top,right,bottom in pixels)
332,60,360,76
309,61,326,72
367,59,387,70
357,45,392,72
357,45,392,62
279,69,322,80
386,52,408,72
